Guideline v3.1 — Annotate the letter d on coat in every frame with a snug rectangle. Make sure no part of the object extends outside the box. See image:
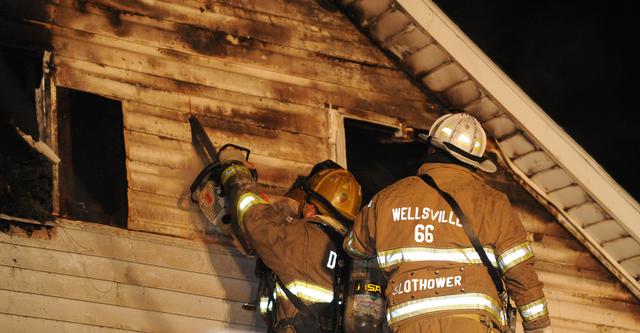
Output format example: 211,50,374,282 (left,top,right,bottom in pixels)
326,251,338,269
